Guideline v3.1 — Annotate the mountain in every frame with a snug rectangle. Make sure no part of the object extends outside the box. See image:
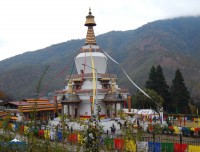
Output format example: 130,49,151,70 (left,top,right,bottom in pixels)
0,16,200,99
